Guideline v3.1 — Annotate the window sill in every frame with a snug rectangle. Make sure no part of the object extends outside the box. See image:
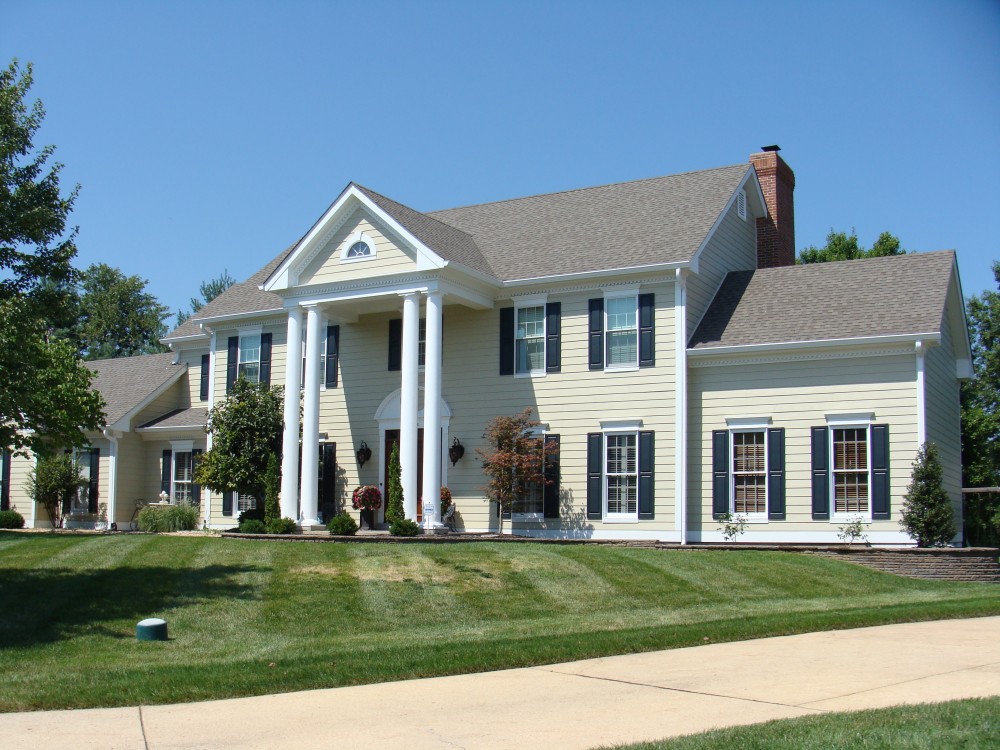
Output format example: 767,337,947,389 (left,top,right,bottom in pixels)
731,514,769,524
829,515,872,524
514,371,546,379
603,516,639,524
512,513,544,522
603,365,639,373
